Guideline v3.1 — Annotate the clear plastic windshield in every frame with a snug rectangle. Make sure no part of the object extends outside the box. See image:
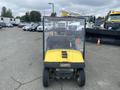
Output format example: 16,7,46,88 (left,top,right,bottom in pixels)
108,14,120,21
43,17,85,52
